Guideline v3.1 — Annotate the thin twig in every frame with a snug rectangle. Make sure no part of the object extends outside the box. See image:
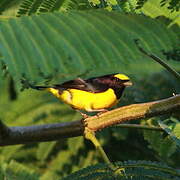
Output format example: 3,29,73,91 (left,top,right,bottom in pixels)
134,39,180,80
